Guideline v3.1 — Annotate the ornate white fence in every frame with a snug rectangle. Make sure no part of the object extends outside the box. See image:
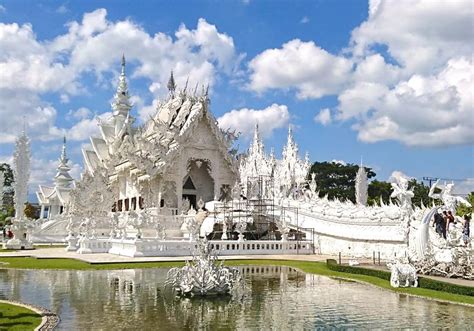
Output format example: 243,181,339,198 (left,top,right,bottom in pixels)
104,238,313,257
